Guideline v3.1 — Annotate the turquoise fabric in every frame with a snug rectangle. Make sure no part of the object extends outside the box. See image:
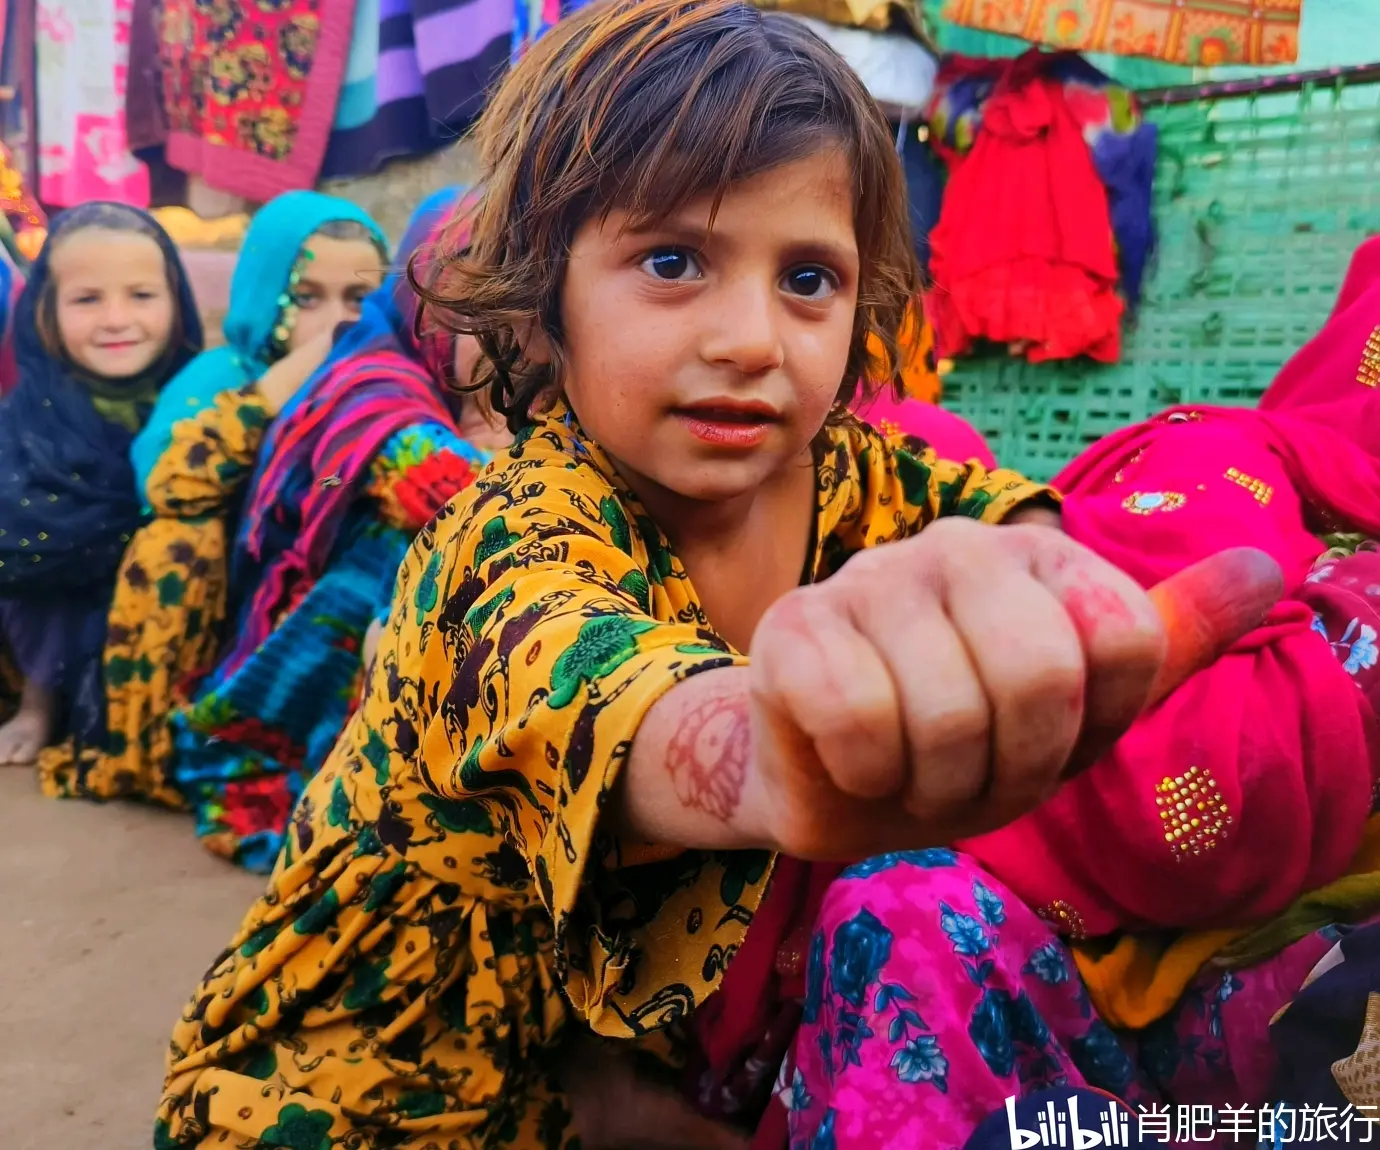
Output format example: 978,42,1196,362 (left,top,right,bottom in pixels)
131,191,387,498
